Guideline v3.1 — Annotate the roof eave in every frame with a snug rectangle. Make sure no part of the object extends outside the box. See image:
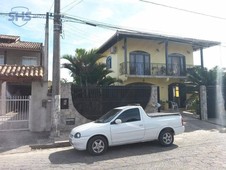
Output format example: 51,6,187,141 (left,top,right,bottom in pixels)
0,45,43,52
97,31,221,54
